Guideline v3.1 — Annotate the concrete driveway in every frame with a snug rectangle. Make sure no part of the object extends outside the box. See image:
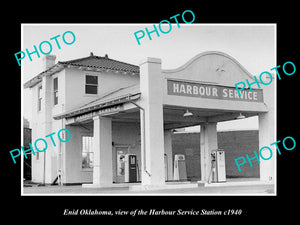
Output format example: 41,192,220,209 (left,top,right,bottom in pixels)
22,181,274,195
